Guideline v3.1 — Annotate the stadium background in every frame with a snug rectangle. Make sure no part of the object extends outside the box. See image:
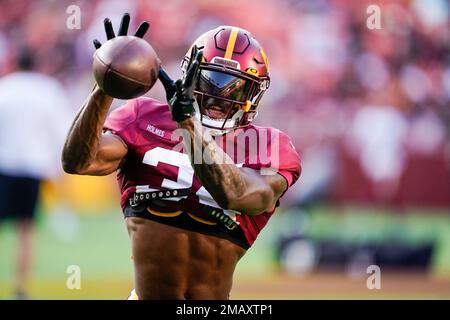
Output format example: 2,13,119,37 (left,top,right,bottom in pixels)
1,0,450,299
